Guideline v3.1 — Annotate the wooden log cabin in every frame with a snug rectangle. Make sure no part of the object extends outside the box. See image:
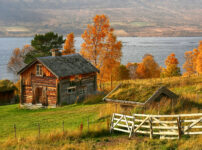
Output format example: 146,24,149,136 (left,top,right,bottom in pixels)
18,51,99,108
